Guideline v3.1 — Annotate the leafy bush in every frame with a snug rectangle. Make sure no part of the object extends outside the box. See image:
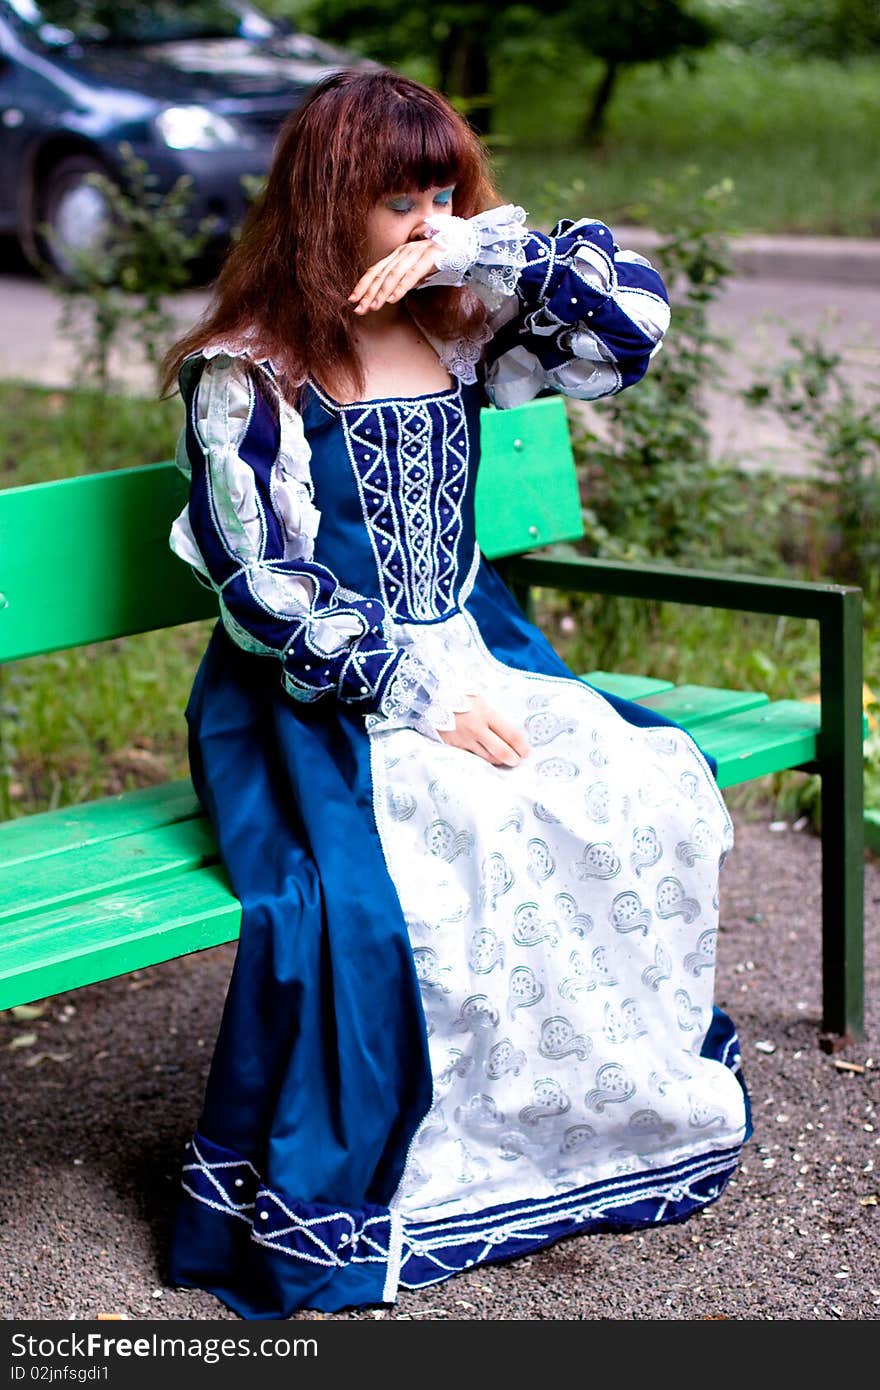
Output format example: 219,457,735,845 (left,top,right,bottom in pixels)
570,166,745,566
45,143,215,397
744,333,880,593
